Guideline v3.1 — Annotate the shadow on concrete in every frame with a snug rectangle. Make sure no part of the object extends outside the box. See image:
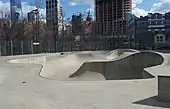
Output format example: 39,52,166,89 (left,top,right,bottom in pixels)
133,96,170,108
